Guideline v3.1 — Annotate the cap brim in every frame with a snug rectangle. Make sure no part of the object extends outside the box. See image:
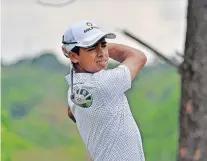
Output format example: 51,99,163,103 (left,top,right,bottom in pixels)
76,32,116,48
